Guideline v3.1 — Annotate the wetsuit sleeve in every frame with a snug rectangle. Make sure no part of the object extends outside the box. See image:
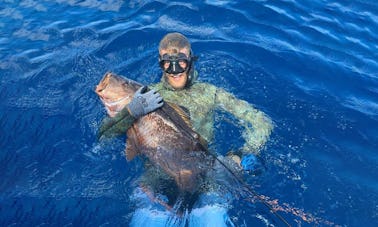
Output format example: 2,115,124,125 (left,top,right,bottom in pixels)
215,88,273,155
98,107,136,139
